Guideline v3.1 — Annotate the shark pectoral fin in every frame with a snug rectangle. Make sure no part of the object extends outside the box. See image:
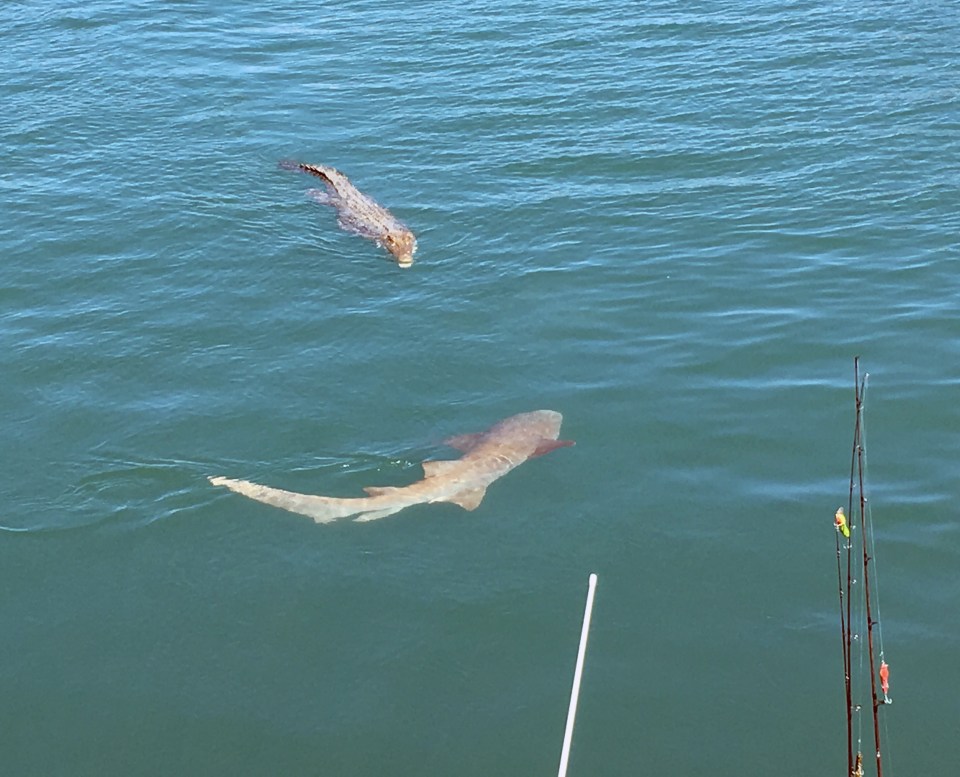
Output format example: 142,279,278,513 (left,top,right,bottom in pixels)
443,432,484,453
532,439,575,457
446,487,487,511
421,460,461,479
